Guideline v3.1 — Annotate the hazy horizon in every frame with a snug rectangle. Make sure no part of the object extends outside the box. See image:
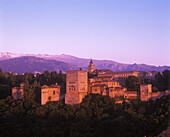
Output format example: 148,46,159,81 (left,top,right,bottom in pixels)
0,0,169,66
0,51,169,67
